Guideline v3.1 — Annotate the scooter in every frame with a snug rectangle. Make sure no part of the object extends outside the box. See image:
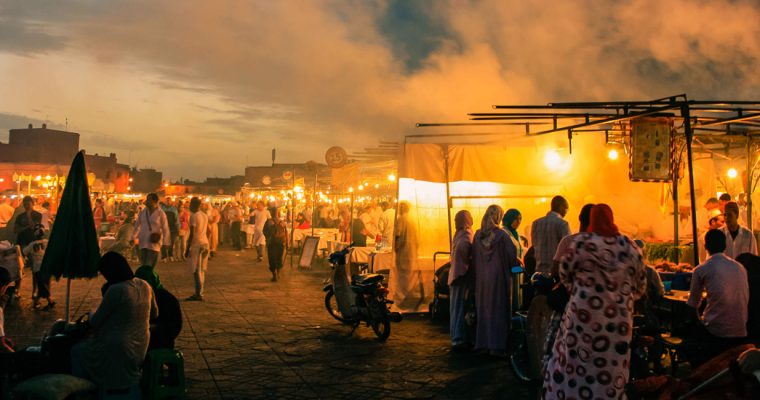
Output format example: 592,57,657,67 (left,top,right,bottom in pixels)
323,246,402,340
